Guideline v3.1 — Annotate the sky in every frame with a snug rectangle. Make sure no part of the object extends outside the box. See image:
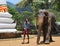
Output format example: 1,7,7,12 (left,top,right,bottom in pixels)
6,0,22,4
